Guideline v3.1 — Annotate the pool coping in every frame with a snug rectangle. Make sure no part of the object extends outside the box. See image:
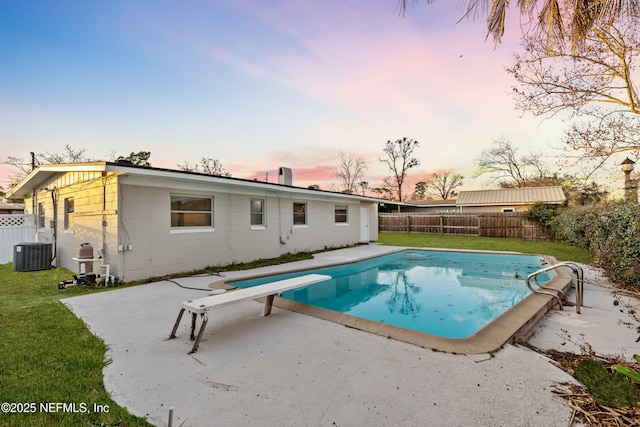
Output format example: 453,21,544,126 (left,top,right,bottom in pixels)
215,248,574,355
